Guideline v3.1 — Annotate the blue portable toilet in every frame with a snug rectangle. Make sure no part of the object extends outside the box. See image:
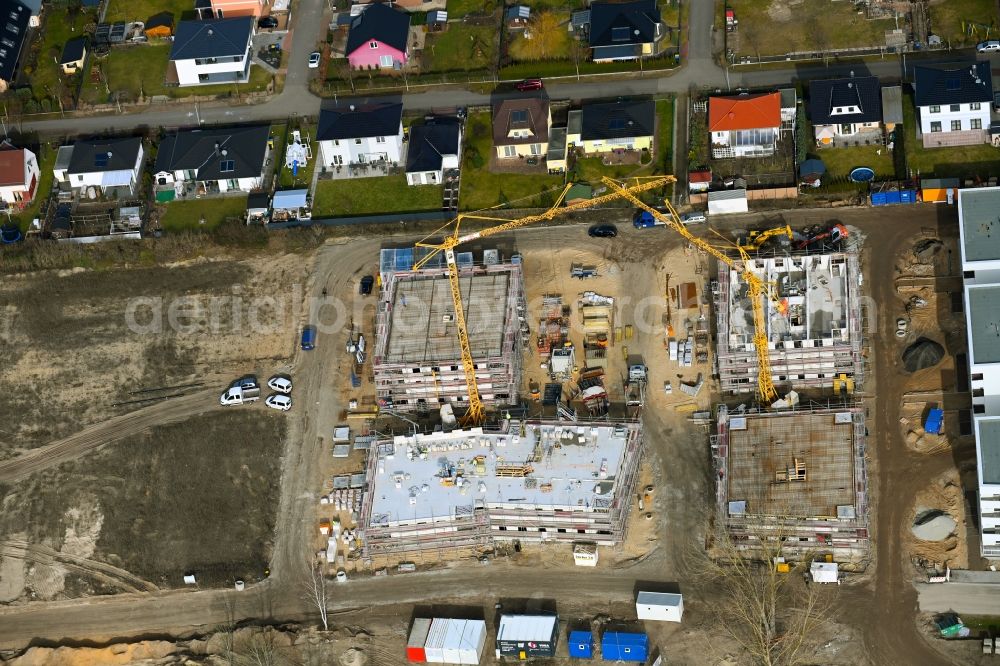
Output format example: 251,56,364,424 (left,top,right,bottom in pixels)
601,632,648,662
925,408,944,435
568,630,593,659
